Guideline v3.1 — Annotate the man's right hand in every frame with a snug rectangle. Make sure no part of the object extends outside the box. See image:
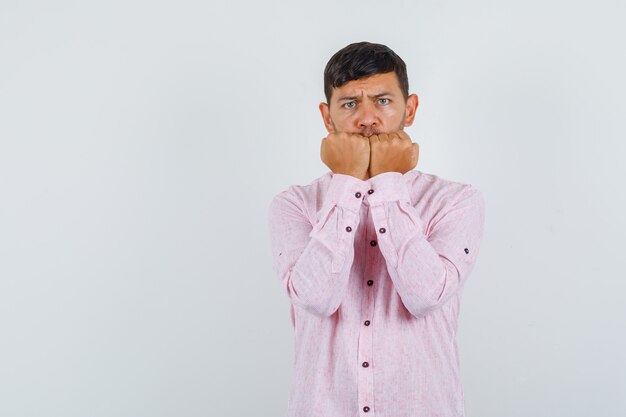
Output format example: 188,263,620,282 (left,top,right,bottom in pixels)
320,132,370,181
